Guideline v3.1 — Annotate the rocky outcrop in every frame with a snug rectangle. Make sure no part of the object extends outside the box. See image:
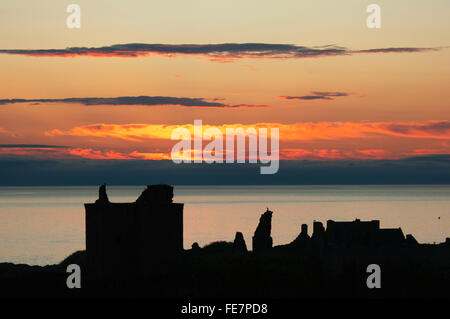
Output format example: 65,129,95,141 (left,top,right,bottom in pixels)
95,184,109,204
202,241,234,252
233,232,248,252
252,208,273,252
312,221,325,240
406,234,419,246
291,224,310,247
136,184,174,205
